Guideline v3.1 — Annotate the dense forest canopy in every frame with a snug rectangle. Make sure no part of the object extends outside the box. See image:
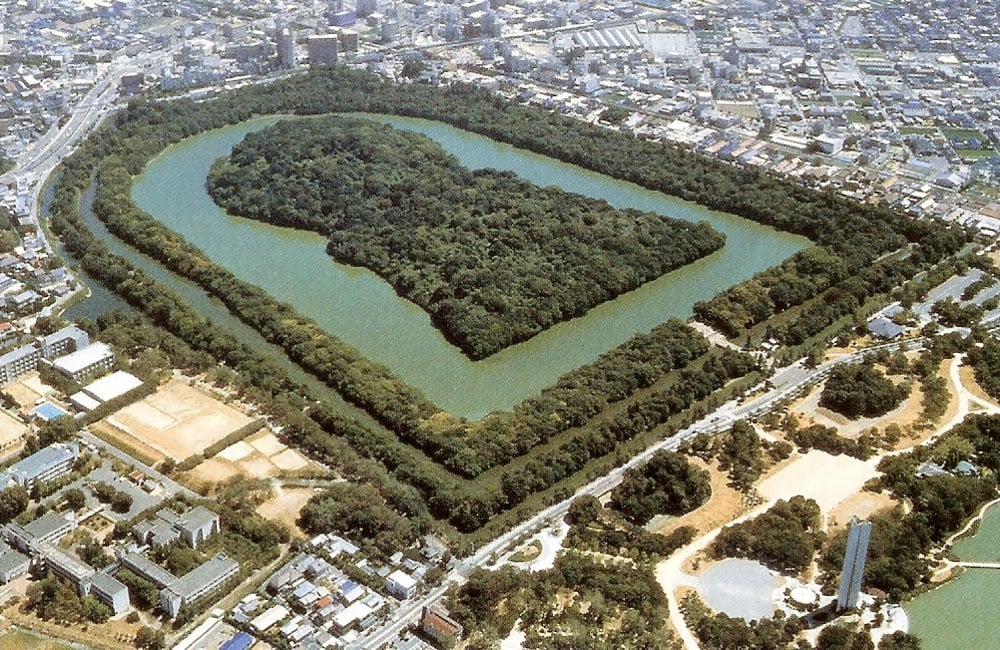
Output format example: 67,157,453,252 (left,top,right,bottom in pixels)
207,117,725,358
609,450,711,524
